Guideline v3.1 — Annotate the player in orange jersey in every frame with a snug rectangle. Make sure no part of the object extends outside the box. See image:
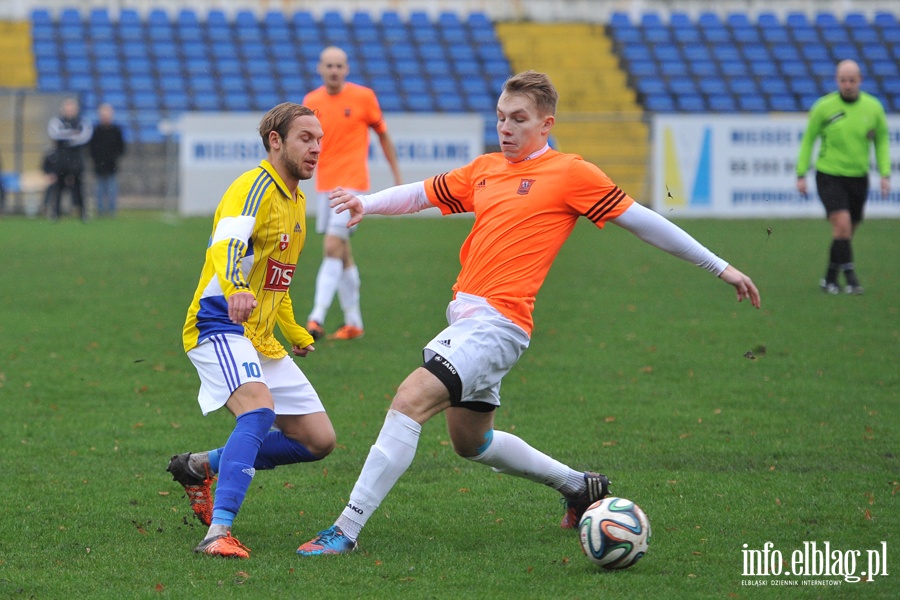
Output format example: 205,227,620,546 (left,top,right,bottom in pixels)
298,71,760,556
303,46,402,341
